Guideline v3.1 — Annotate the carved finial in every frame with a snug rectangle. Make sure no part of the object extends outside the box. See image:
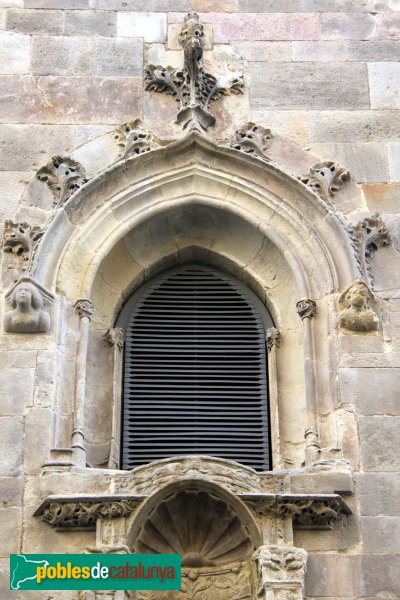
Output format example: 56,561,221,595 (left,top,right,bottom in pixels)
349,213,390,286
299,161,350,201
104,327,124,350
37,156,88,205
144,12,244,133
296,299,317,320
4,276,54,334
74,299,94,320
266,327,281,352
114,119,160,159
230,122,272,160
2,220,43,258
338,280,378,332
